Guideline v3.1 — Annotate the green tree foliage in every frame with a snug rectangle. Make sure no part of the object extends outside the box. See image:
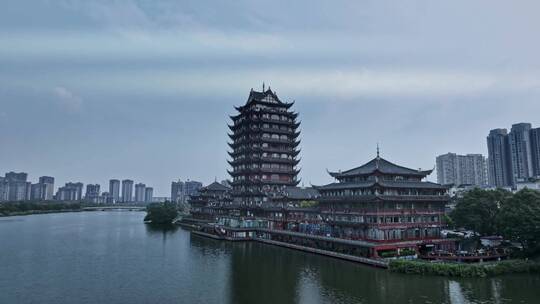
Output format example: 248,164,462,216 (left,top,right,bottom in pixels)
144,202,178,225
0,201,81,215
389,259,540,277
450,188,540,256
299,200,319,208
497,189,540,255
450,188,511,236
